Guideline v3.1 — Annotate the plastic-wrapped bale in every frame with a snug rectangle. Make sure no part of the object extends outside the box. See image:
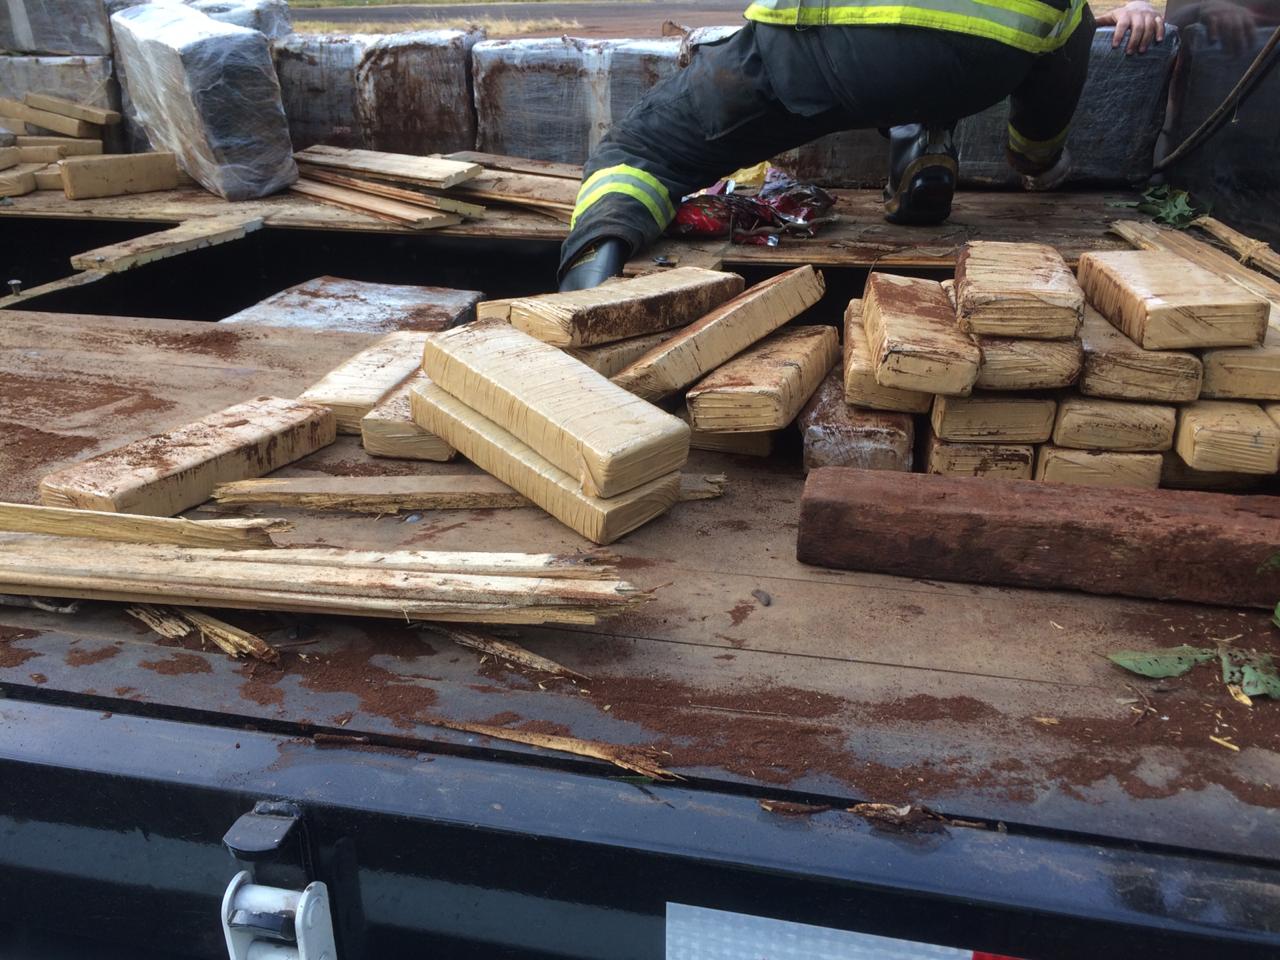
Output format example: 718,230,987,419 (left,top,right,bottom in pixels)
188,0,292,40
955,26,1179,187
274,33,378,149
473,38,681,164
355,30,480,155
774,128,888,188
0,56,119,136
104,0,154,152
111,3,297,200
0,0,112,56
